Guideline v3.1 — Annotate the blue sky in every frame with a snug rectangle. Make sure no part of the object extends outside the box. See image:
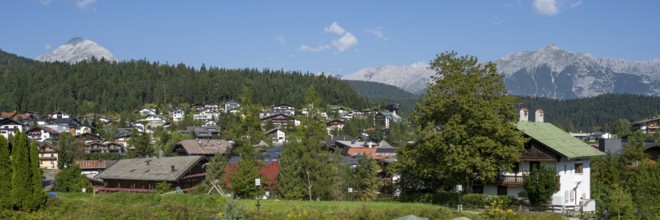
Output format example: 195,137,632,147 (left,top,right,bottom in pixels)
1,0,659,75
